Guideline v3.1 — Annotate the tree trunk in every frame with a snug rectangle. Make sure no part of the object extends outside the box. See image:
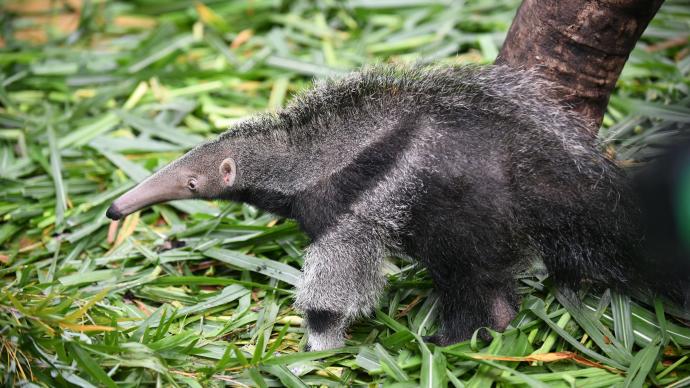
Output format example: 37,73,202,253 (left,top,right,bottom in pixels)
496,0,664,135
